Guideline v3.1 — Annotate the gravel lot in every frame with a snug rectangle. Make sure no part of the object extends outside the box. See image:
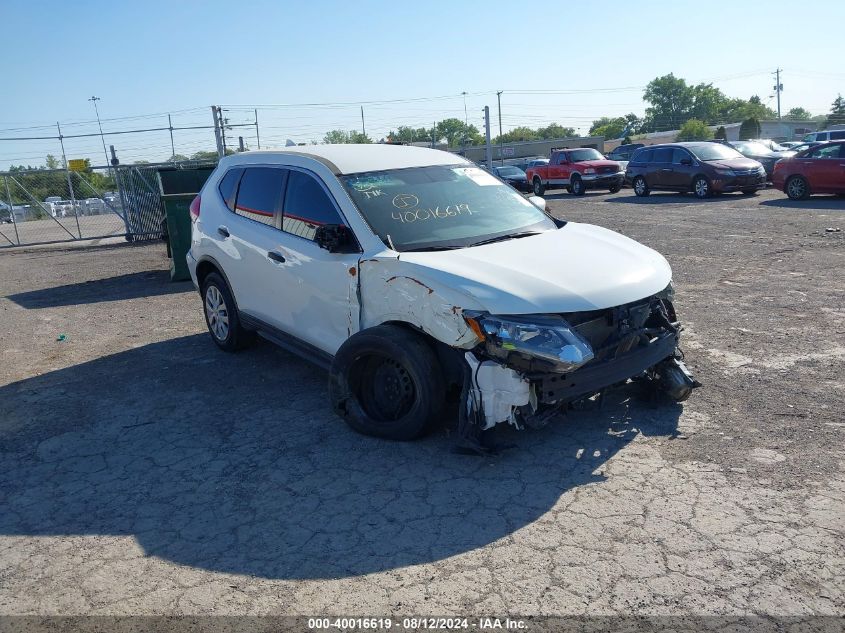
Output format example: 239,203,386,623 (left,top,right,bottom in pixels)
1,188,843,619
